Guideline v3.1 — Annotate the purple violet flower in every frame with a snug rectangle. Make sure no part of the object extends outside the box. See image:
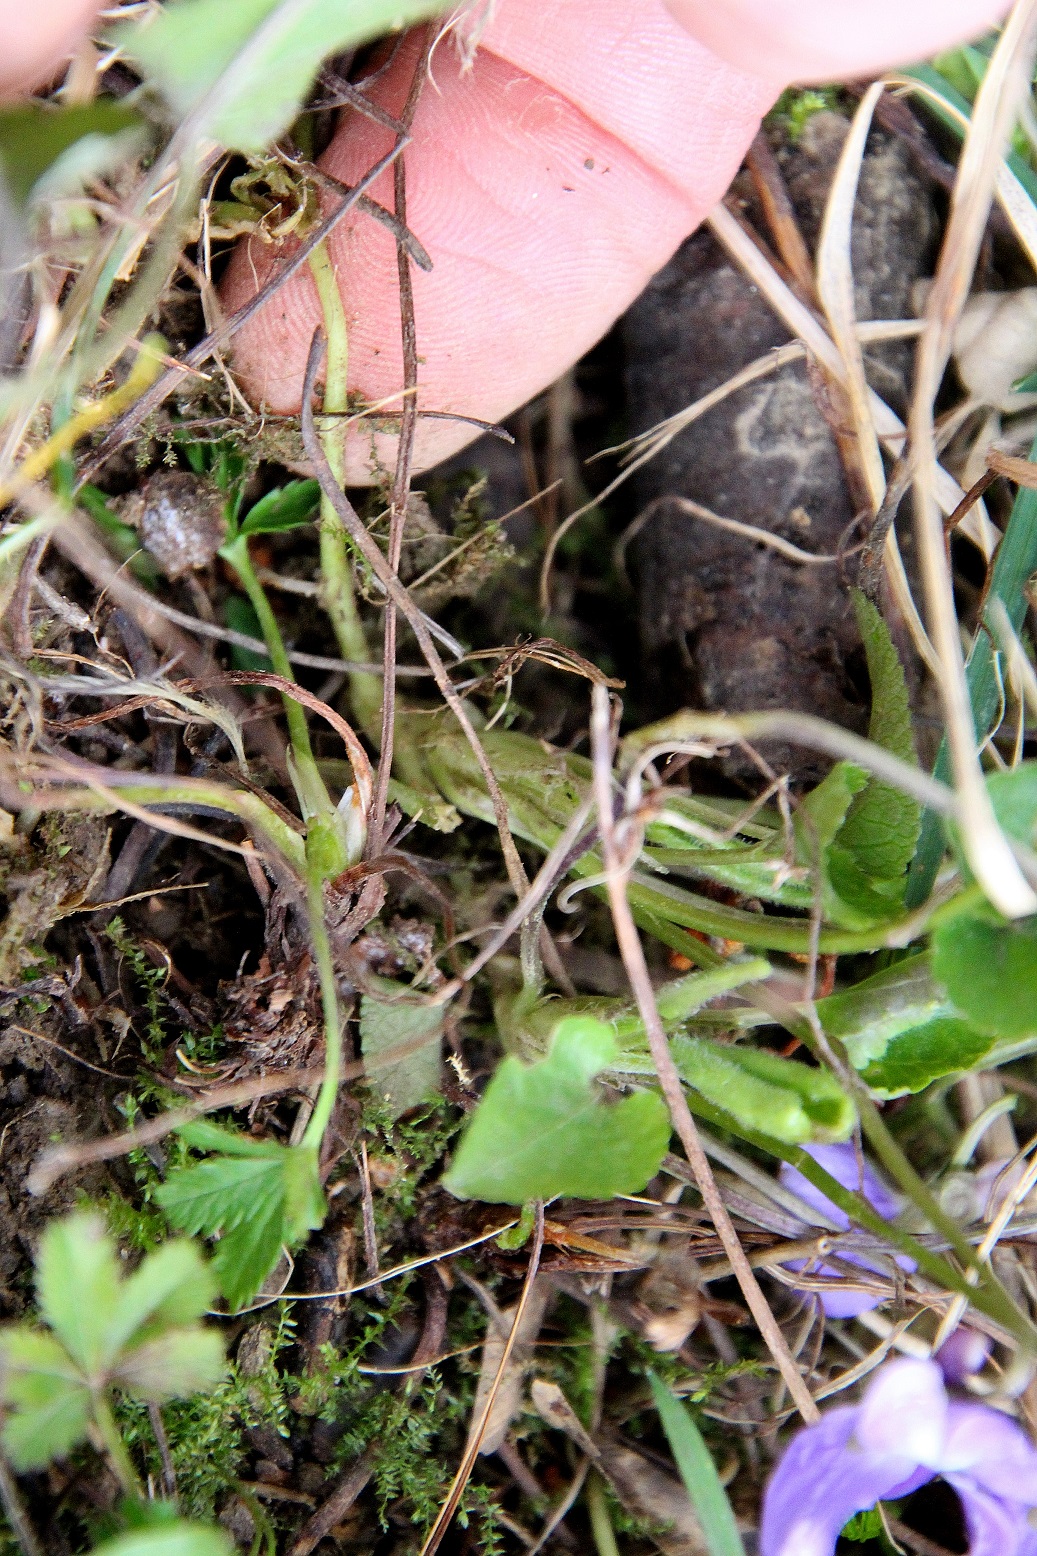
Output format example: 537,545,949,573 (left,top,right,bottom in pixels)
761,1357,1037,1556
779,1142,915,1317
